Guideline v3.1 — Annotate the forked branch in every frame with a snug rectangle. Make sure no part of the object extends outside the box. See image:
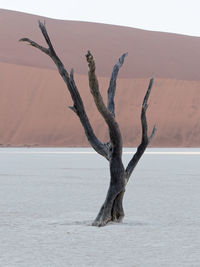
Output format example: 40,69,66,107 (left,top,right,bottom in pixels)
86,51,123,156
126,78,156,179
20,21,109,160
